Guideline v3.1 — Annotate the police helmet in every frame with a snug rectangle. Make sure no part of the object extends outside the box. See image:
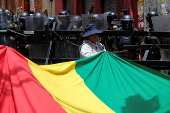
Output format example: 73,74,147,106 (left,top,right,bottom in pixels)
5,10,13,23
34,12,44,18
33,12,44,24
30,14,35,16
59,10,71,15
19,12,30,20
92,14,104,30
121,9,127,15
146,11,158,18
104,11,110,16
49,17,57,22
0,8,5,14
5,10,13,15
58,10,71,24
33,12,45,30
0,8,6,16
72,15,82,28
121,15,134,30
48,17,57,29
146,11,158,31
107,12,118,24
19,12,30,30
0,8,8,30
